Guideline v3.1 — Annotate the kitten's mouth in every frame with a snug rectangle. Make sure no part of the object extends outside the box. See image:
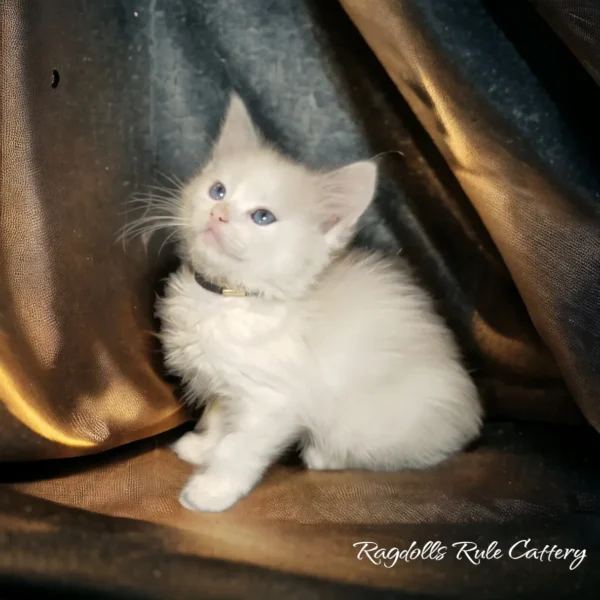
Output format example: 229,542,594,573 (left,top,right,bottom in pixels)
203,226,223,249
200,227,243,262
